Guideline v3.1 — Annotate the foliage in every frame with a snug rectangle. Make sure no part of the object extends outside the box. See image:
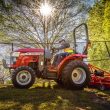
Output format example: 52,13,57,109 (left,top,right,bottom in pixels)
88,0,110,71
103,0,110,40
0,32,12,42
